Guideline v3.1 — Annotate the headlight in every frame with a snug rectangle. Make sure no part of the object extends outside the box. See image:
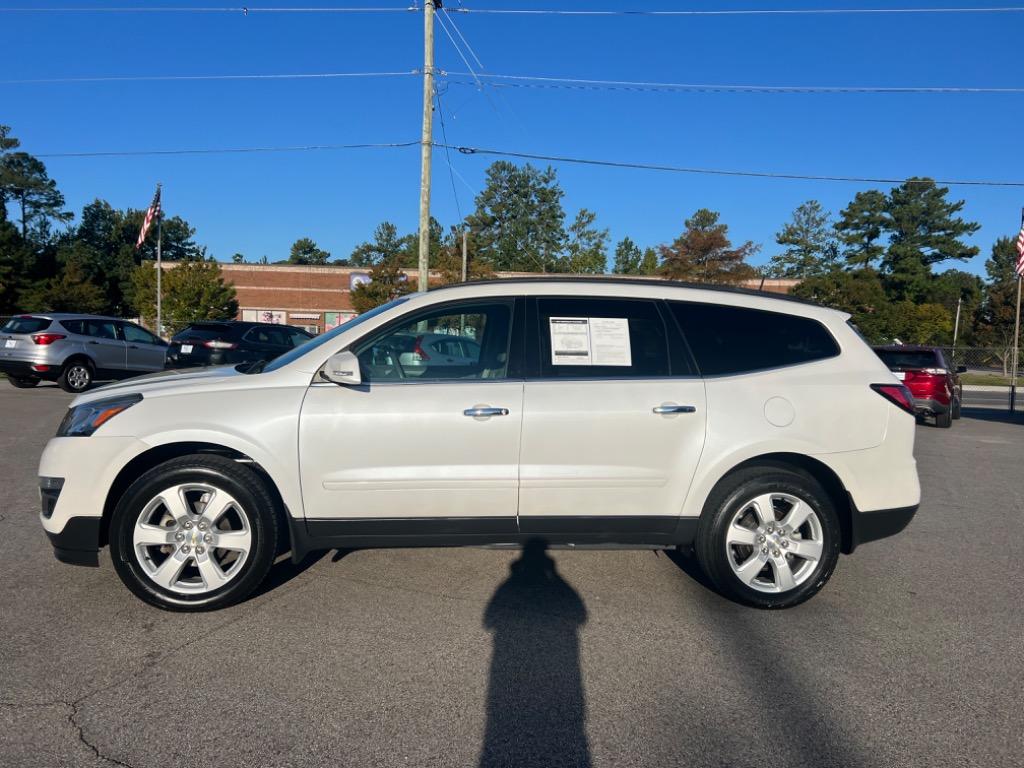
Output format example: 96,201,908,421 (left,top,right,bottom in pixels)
56,394,143,437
